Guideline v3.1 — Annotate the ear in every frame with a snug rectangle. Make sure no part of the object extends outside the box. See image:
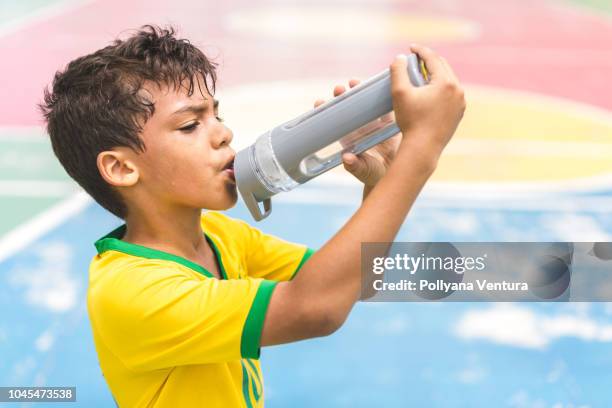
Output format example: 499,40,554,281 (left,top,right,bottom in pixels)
97,149,139,187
